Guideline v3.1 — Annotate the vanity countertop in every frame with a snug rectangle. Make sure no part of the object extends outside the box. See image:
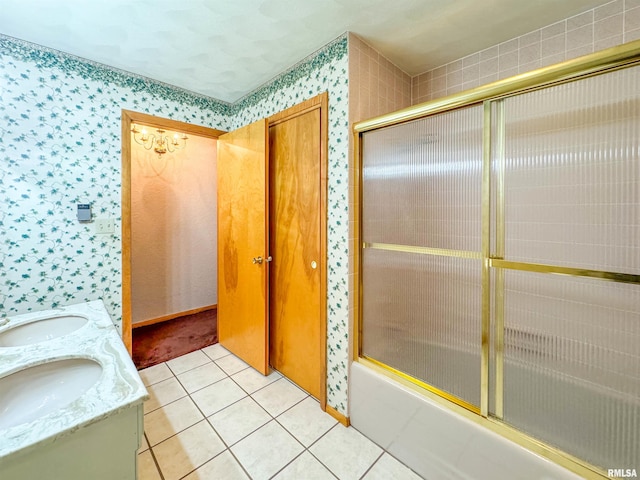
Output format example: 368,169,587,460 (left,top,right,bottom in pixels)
0,300,148,459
